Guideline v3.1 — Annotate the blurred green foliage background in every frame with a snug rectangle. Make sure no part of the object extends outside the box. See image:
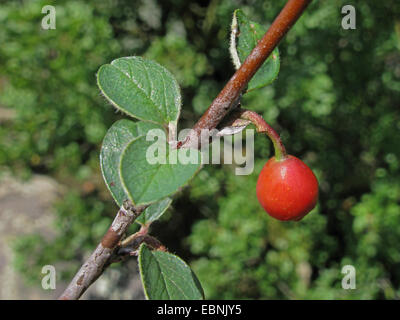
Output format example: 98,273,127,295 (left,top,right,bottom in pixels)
1,0,400,299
